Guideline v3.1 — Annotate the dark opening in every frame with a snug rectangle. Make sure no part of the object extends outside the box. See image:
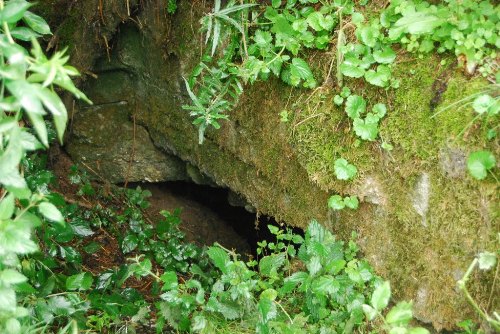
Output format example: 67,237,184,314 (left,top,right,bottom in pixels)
128,181,303,256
